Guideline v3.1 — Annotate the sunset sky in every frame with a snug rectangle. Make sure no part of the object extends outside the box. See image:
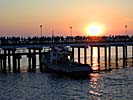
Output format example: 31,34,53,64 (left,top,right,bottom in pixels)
0,0,133,36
